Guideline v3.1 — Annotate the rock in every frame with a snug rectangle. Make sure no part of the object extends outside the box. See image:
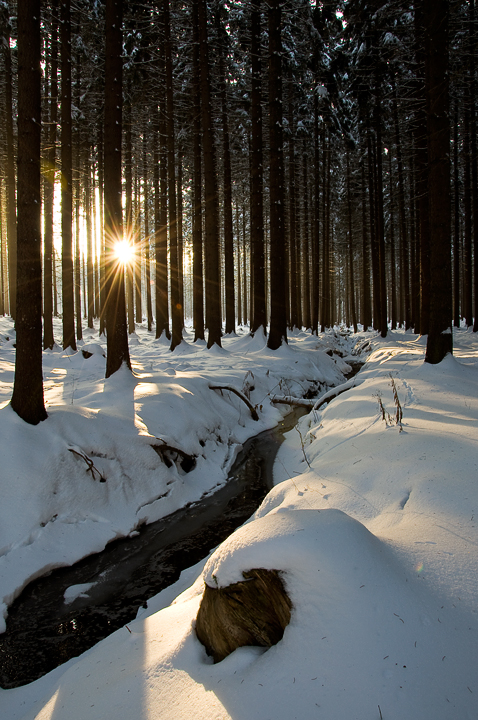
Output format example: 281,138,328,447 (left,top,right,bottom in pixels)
195,568,292,663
